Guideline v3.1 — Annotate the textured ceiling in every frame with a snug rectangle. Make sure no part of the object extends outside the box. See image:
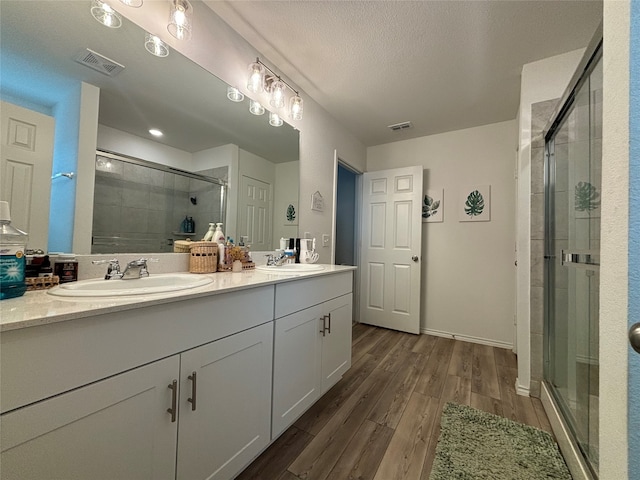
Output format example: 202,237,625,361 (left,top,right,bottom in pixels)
206,0,603,147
